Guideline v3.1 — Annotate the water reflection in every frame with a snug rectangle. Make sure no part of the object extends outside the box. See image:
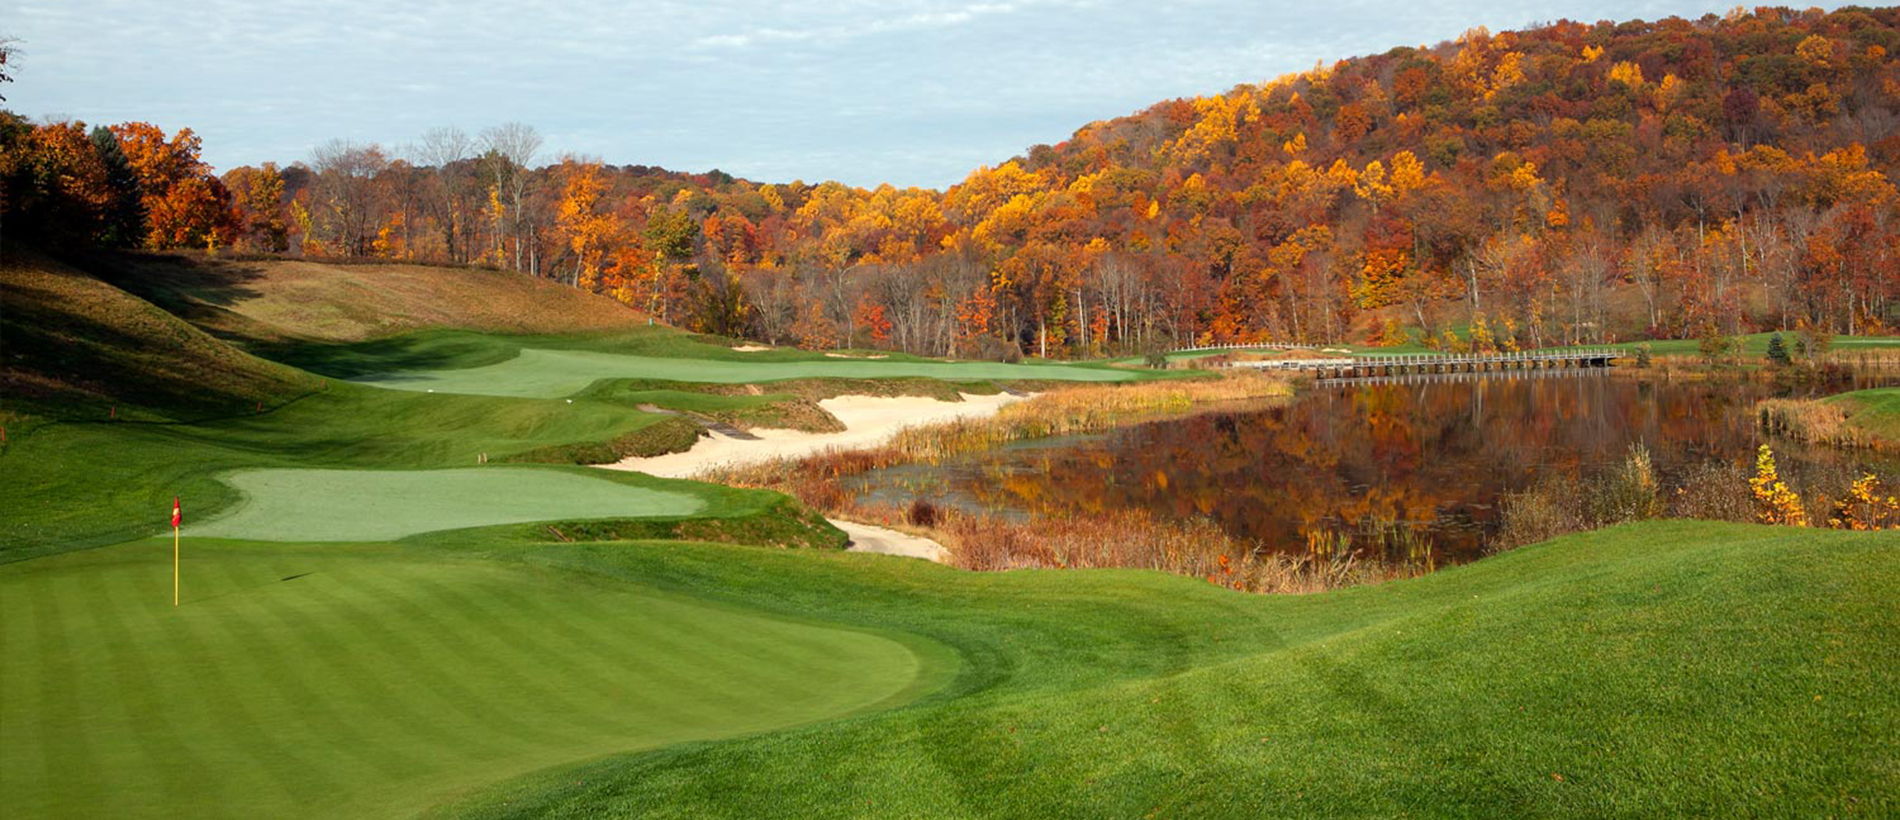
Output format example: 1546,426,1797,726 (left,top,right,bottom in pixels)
846,370,1899,563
